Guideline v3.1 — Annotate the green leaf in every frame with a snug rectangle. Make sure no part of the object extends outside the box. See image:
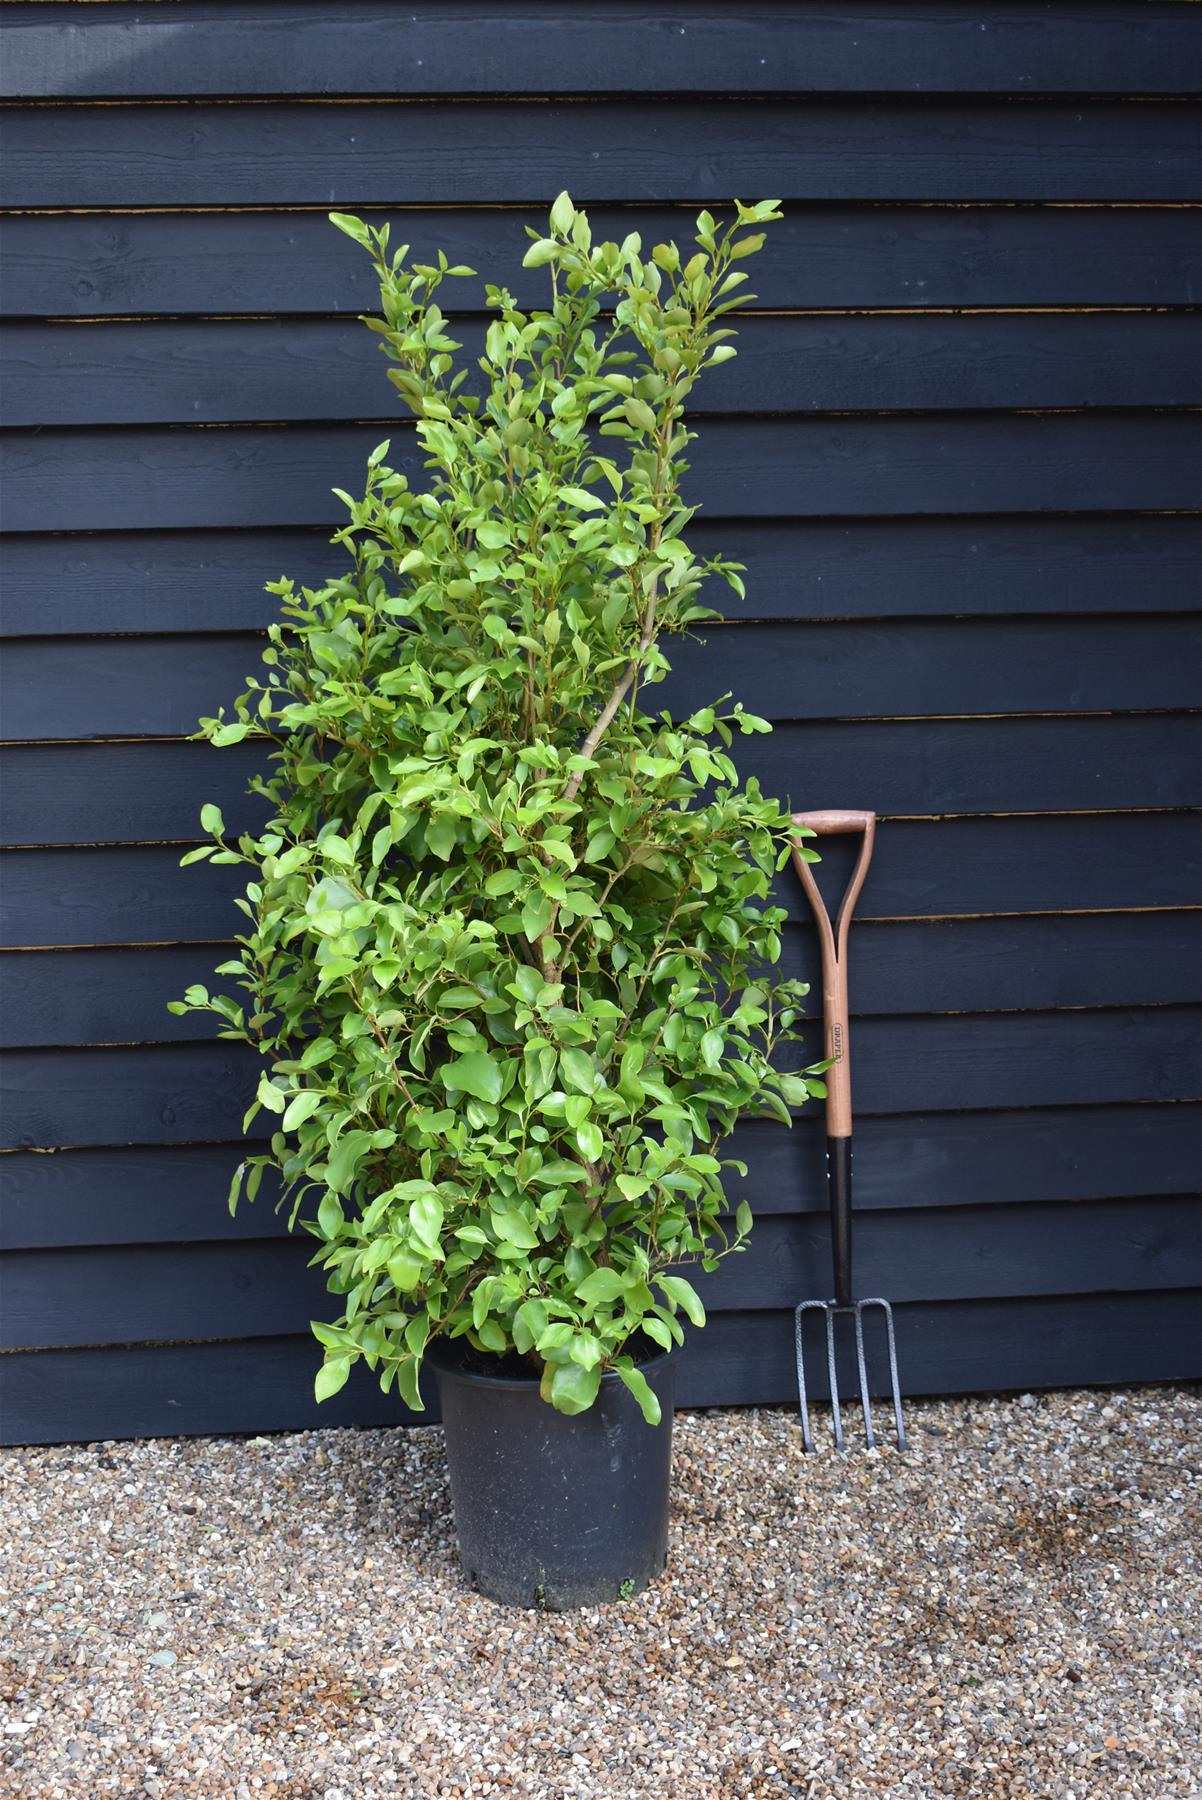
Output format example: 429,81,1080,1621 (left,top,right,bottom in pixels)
425,813,457,861
282,1091,322,1131
513,1298,548,1355
256,1073,285,1114
529,1158,590,1186
549,1361,601,1416
735,1199,753,1236
317,1192,344,1240
319,833,356,869
575,1121,604,1163
549,190,575,235
326,1130,373,1195
474,1318,505,1353
656,1274,706,1328
616,1363,662,1426
484,869,522,896
314,1356,352,1402
200,803,225,836
329,211,371,244
642,1316,673,1352
576,1267,625,1305
558,485,604,511
508,963,544,1006
559,1047,595,1094
387,1252,423,1292
777,1073,815,1107
441,1051,504,1104
210,722,249,746
409,1190,444,1250
490,1207,539,1251
227,1161,246,1218
522,237,558,268
397,1357,425,1412
521,892,554,942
